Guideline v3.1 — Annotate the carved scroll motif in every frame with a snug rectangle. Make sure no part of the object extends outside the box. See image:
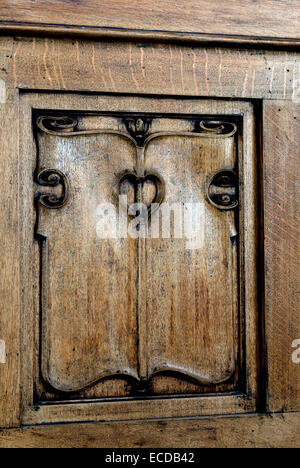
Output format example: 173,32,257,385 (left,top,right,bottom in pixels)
37,116,237,139
35,168,69,209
